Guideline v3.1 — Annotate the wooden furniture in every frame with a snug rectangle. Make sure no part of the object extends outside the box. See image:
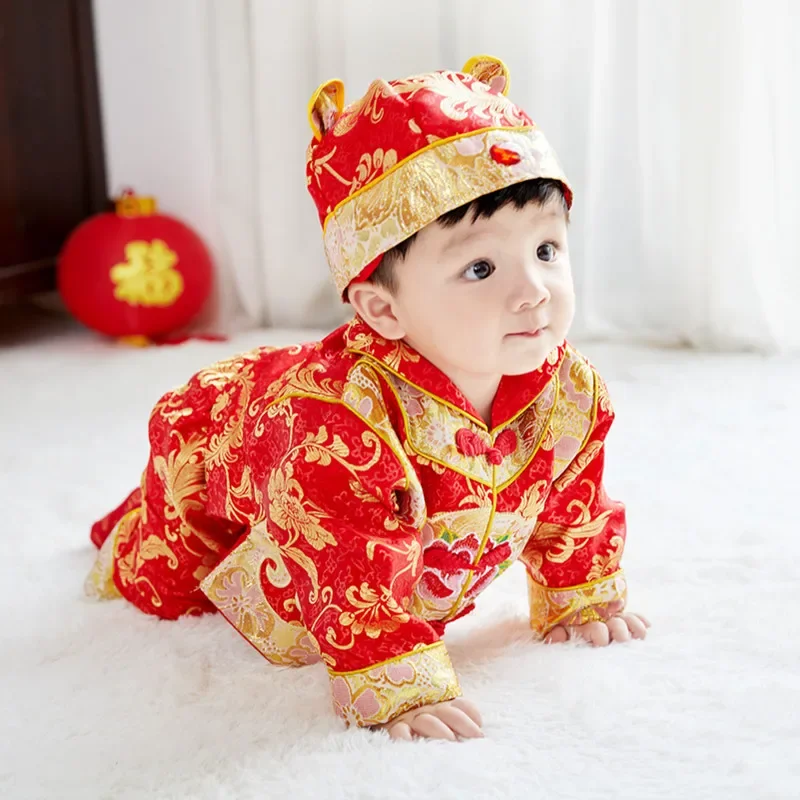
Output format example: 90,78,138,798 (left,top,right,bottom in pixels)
0,0,107,304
